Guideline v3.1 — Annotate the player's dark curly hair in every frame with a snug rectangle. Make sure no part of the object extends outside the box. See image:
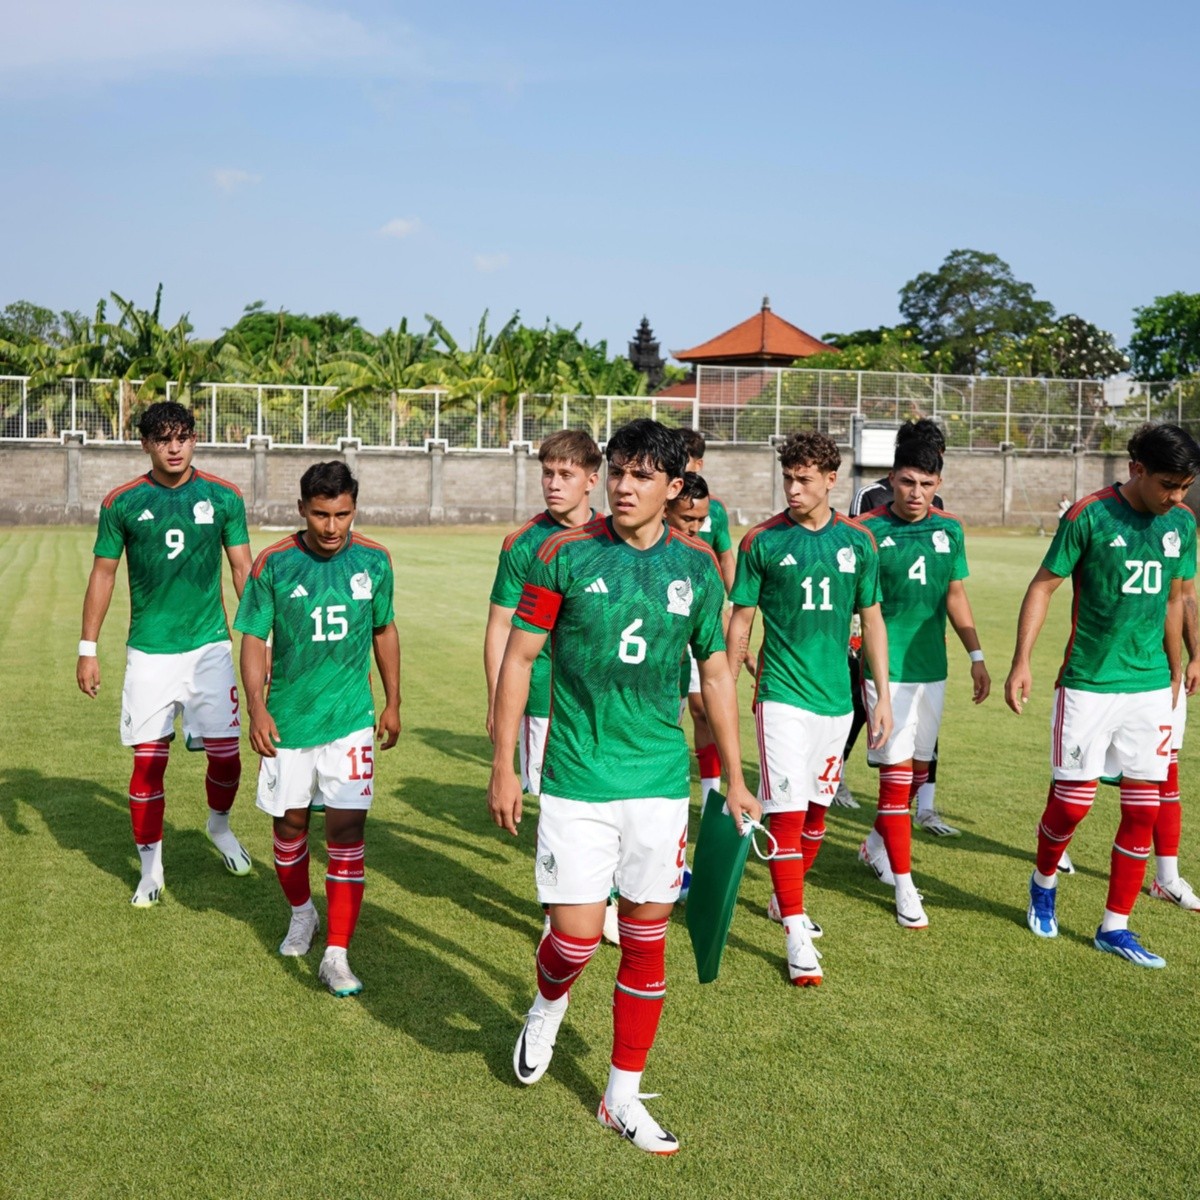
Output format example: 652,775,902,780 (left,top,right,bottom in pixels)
679,428,706,462
670,471,710,506
606,419,687,480
893,419,944,476
138,400,195,442
300,461,359,503
896,417,945,455
777,430,840,474
1128,423,1200,477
